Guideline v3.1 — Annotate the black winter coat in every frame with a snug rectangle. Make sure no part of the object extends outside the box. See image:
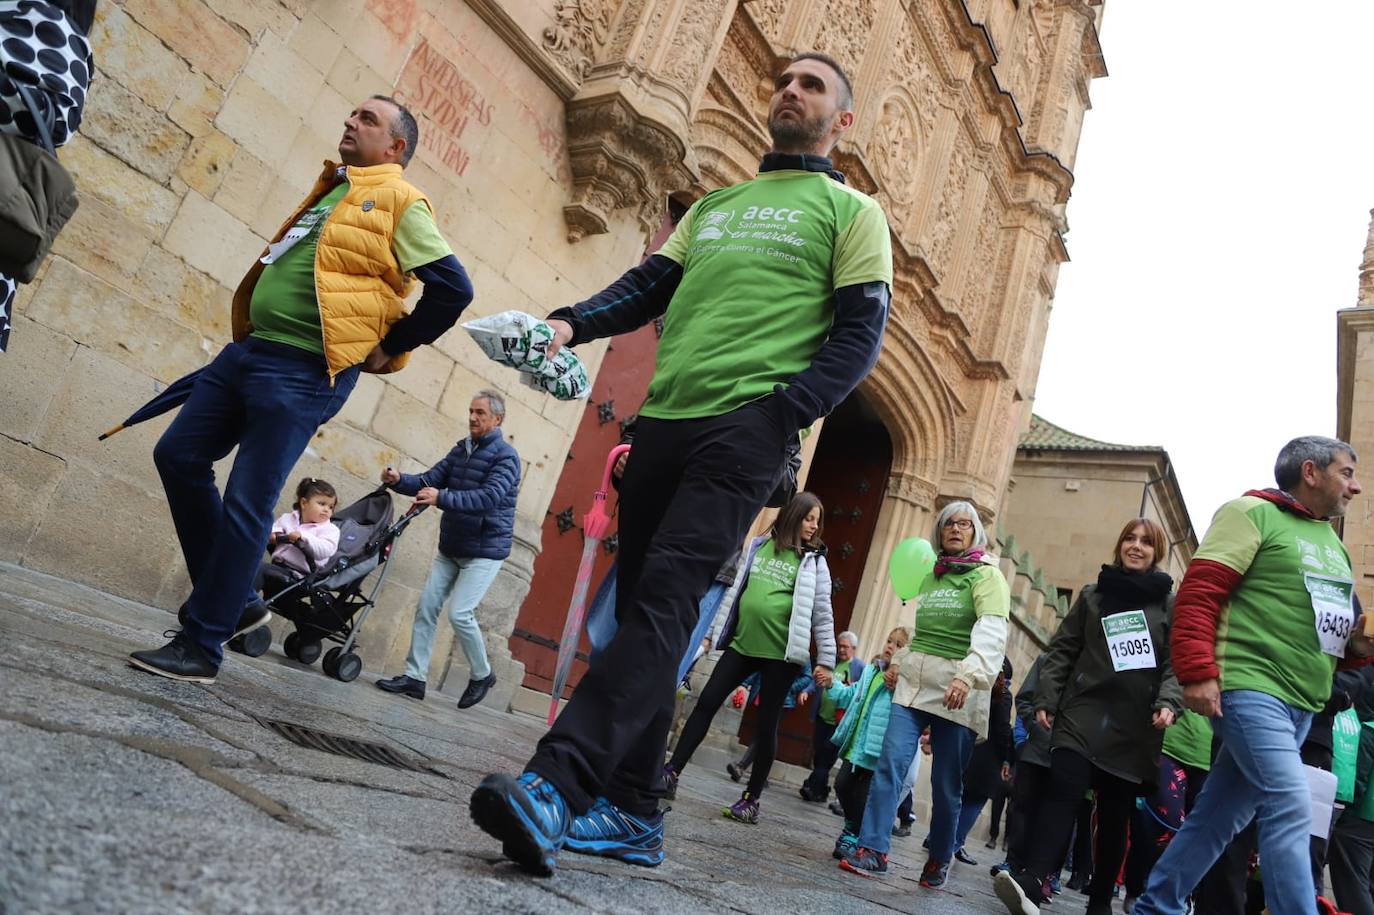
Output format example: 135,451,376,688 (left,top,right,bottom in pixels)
392,428,520,560
1034,572,1183,785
